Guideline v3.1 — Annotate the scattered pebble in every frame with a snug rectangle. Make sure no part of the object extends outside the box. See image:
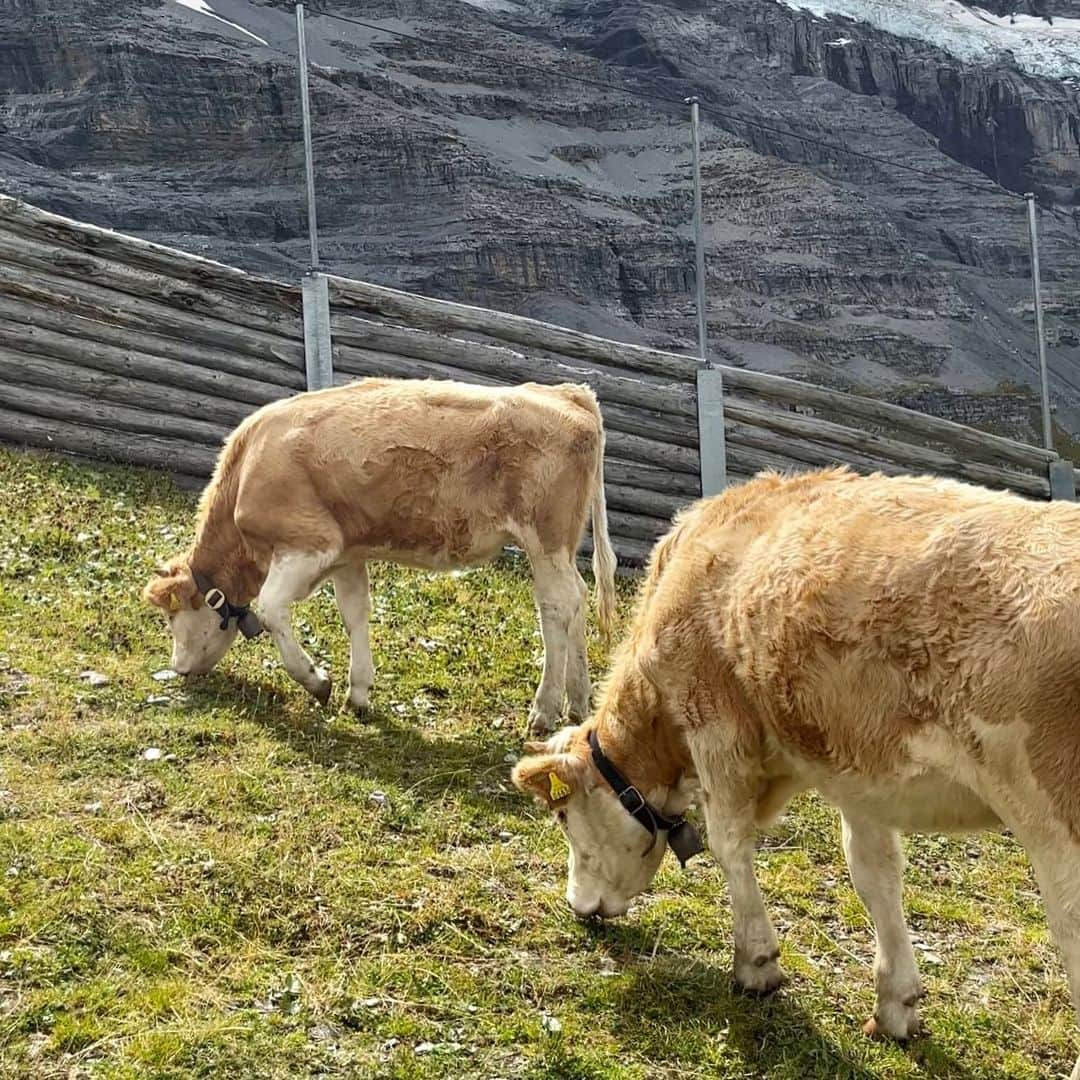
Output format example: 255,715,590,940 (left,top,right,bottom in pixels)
503,752,517,764
151,669,178,682
540,1014,562,1035
83,801,103,814
78,670,109,687
497,831,513,842
414,1042,437,1055
368,791,389,809
145,695,170,706
142,747,163,761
